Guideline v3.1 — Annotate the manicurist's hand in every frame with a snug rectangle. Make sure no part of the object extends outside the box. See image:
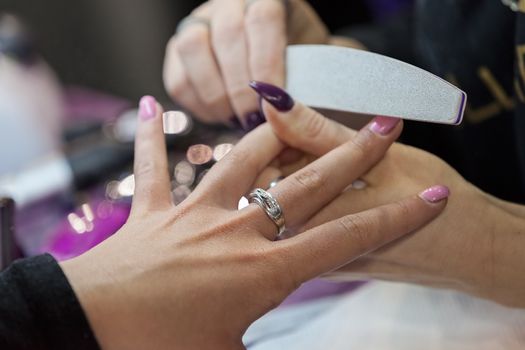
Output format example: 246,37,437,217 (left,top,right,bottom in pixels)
261,84,525,308
163,0,329,129
60,91,448,350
